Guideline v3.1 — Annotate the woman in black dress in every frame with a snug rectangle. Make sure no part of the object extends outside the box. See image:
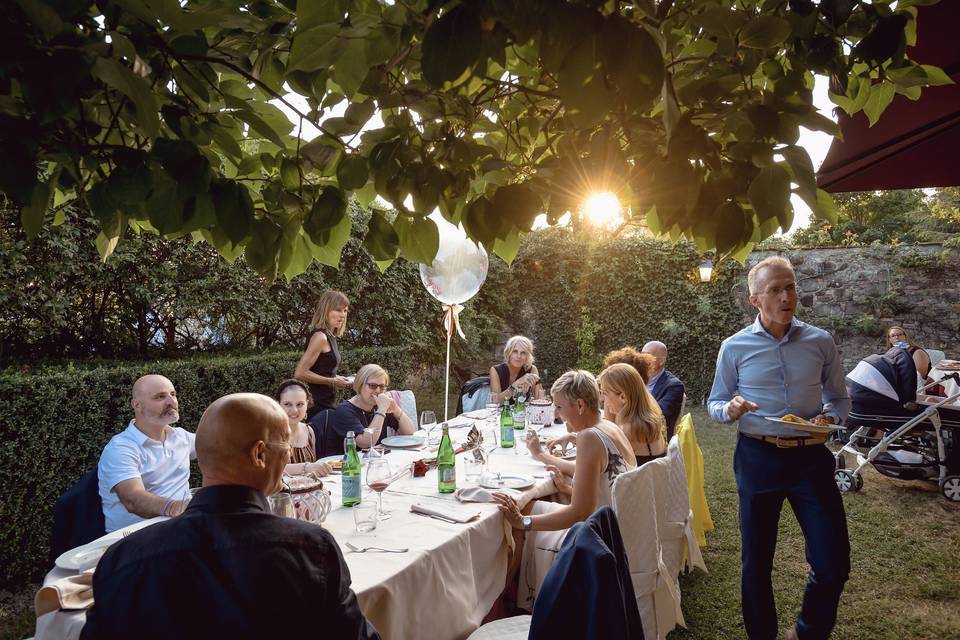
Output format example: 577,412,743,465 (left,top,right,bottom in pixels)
295,290,352,417
489,335,544,404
